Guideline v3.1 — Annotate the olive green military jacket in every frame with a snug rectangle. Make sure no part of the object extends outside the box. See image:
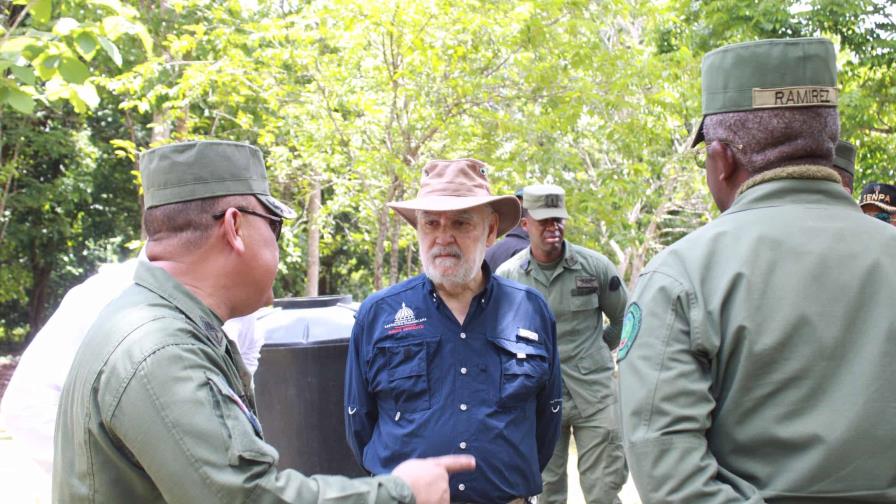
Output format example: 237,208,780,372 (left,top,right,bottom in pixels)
618,169,896,503
497,242,627,417
53,261,413,504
